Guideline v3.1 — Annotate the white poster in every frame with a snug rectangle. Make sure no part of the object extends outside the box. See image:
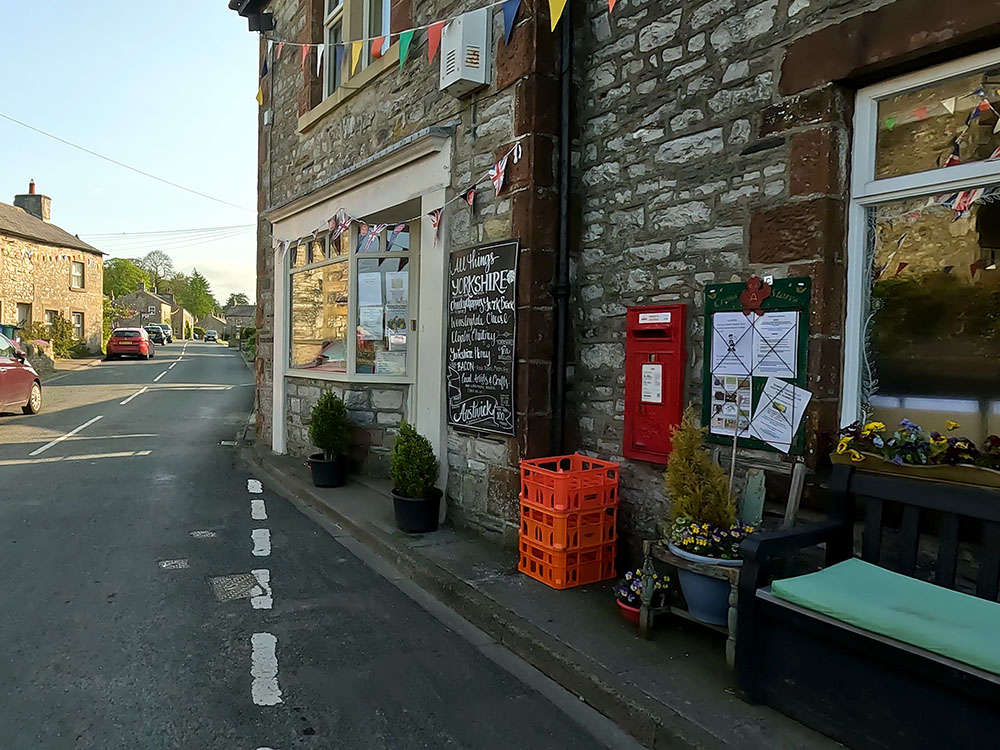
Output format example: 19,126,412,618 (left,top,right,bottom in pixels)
641,363,662,404
752,310,799,378
708,374,752,437
384,271,409,305
358,272,383,307
358,306,383,341
374,350,406,374
749,377,812,452
710,312,754,375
